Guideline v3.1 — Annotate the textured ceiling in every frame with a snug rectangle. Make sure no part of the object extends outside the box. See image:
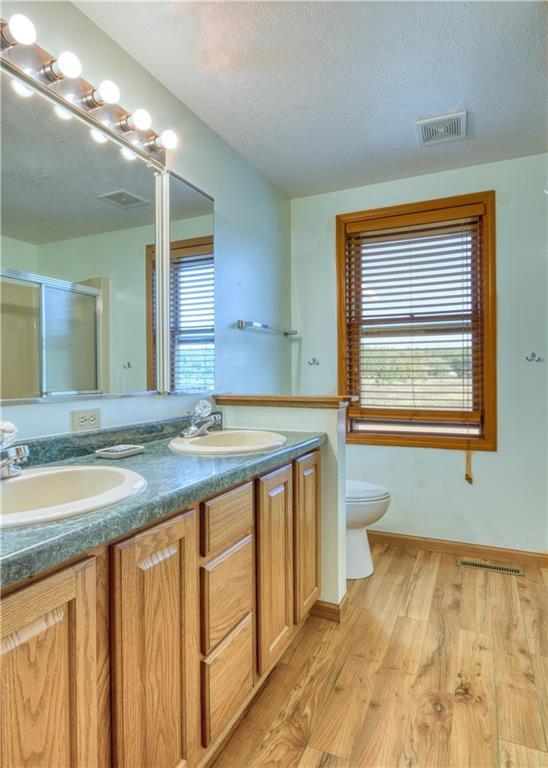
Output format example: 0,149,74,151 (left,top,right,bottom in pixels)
1,74,212,244
77,1,547,197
